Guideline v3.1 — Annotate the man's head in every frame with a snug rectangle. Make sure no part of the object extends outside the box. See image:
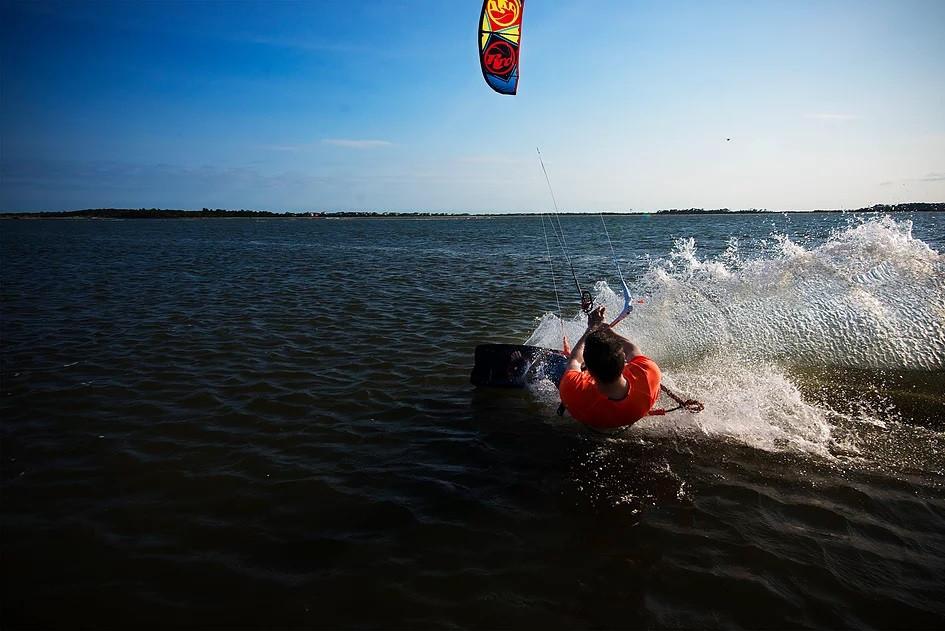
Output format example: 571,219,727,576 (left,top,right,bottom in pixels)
583,327,626,384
